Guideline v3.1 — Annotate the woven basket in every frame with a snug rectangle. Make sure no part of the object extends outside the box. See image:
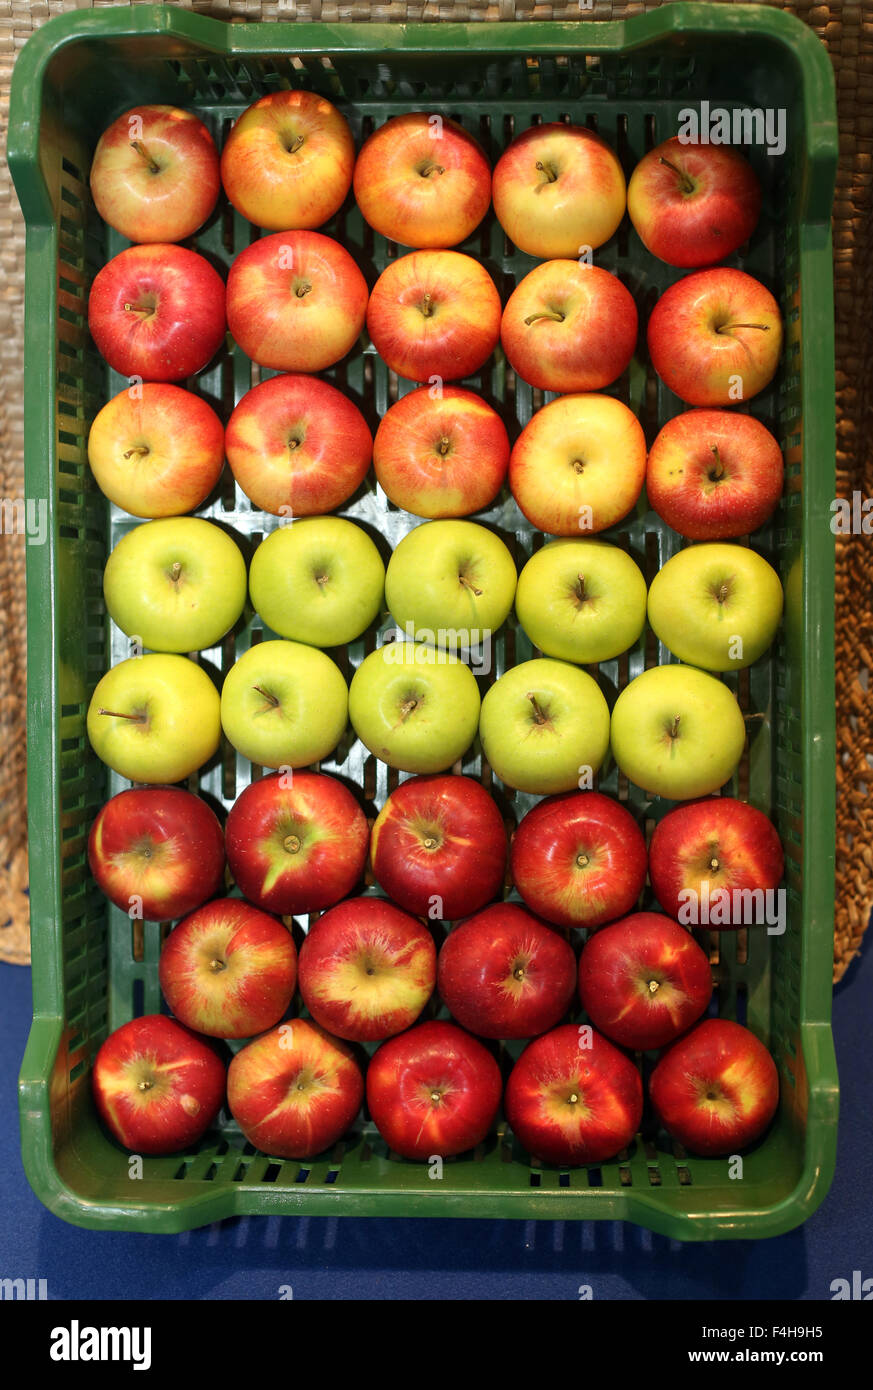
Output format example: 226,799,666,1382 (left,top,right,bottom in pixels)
1,0,869,980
